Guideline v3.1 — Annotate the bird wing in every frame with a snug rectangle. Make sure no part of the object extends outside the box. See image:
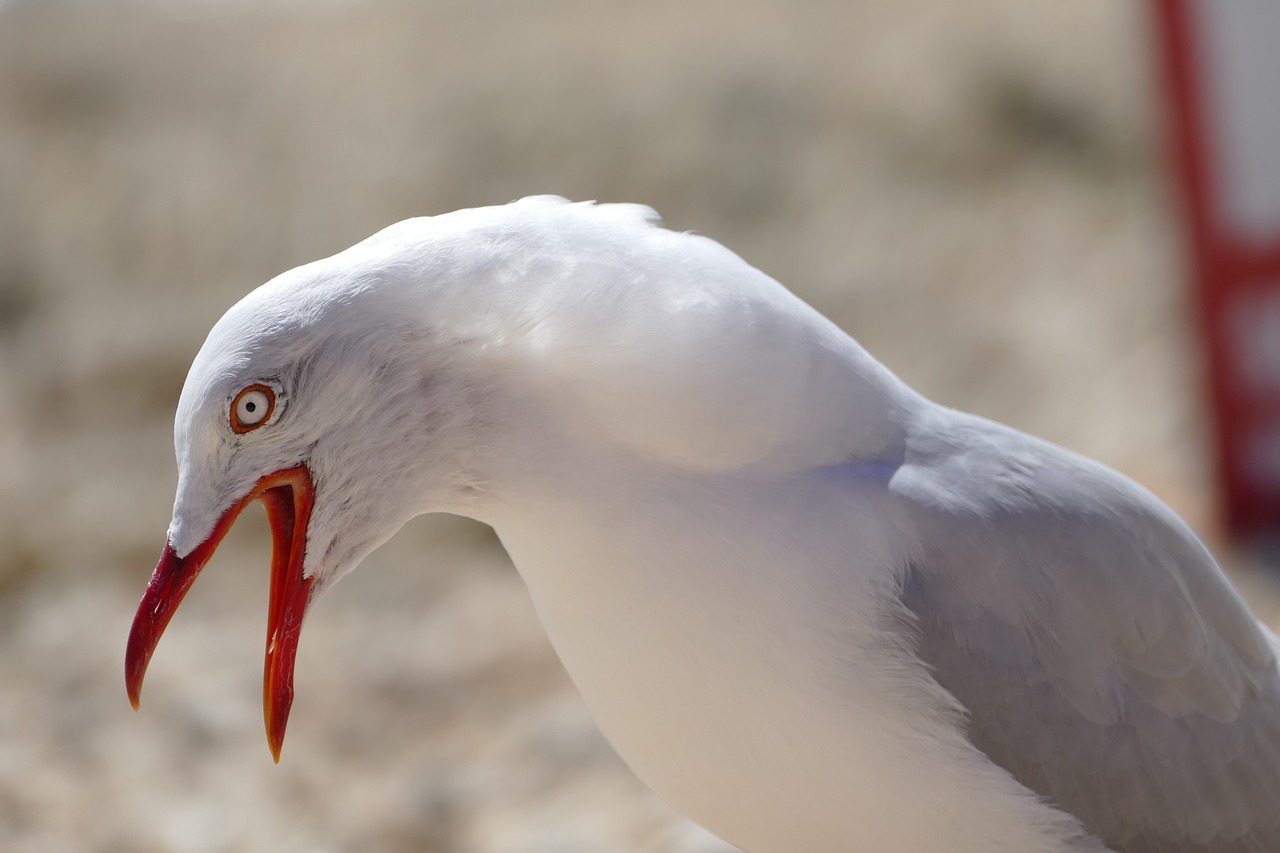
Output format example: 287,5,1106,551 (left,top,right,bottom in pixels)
886,409,1280,853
